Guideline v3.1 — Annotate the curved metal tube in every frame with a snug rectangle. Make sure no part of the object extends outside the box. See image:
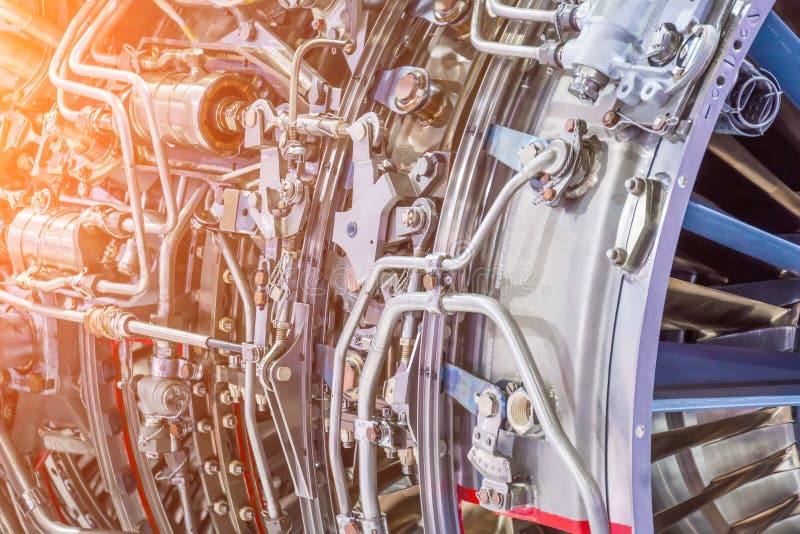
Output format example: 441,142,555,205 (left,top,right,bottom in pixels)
356,294,610,534
48,0,150,297
328,148,557,515
470,0,557,62
0,423,131,534
488,0,557,24
215,234,283,520
245,343,284,520
214,233,255,344
157,183,208,319
69,0,178,236
289,38,351,130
